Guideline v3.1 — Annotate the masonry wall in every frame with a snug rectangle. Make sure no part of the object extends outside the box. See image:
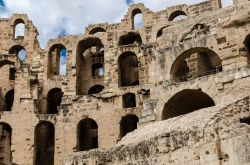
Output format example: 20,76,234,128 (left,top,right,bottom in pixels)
0,0,249,165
